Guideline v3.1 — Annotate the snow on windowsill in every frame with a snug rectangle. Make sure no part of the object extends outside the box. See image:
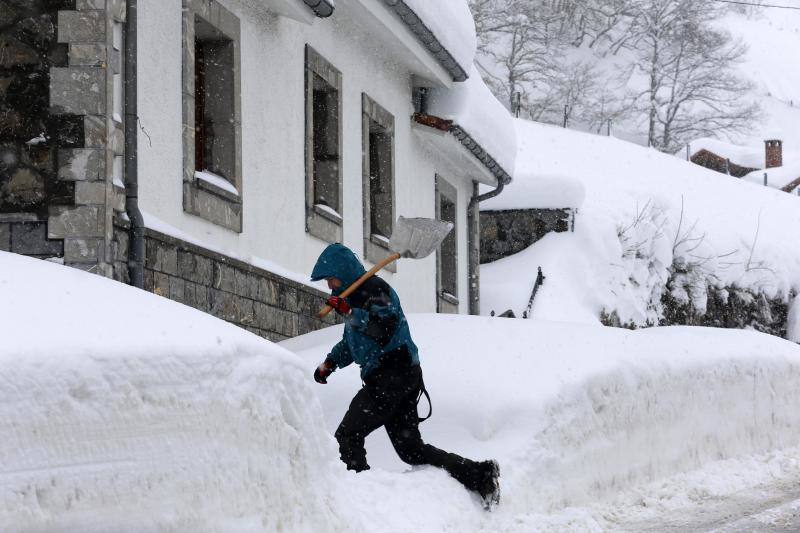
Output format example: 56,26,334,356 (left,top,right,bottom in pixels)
195,170,239,197
439,290,459,306
370,233,390,248
313,203,342,224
